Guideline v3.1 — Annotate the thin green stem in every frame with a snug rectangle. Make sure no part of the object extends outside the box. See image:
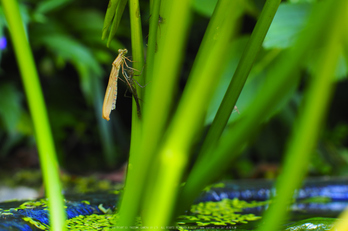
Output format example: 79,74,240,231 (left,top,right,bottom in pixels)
258,0,345,230
198,0,281,159
128,0,144,156
179,0,337,214
145,0,161,85
1,0,66,230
